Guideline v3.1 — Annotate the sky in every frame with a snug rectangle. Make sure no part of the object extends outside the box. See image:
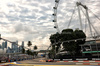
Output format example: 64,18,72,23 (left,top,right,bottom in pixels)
0,0,100,50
